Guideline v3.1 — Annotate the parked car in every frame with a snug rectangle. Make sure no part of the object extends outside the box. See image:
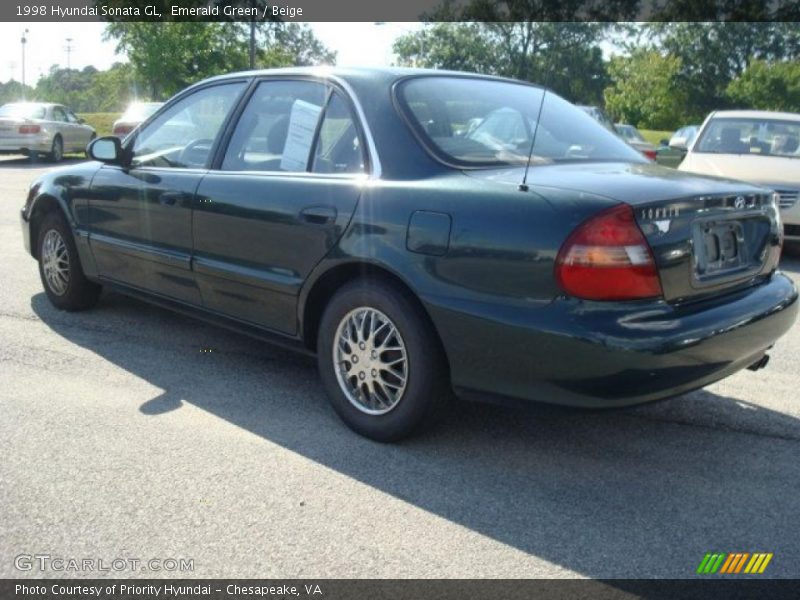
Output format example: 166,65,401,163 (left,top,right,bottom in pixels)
0,102,95,162
20,68,797,441
112,102,163,138
615,123,657,160
655,125,699,168
679,110,800,243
